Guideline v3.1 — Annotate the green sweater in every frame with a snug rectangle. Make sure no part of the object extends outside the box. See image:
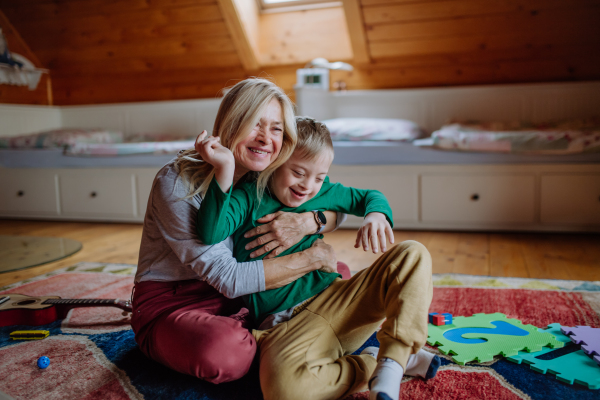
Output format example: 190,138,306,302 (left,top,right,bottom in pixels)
197,177,393,323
